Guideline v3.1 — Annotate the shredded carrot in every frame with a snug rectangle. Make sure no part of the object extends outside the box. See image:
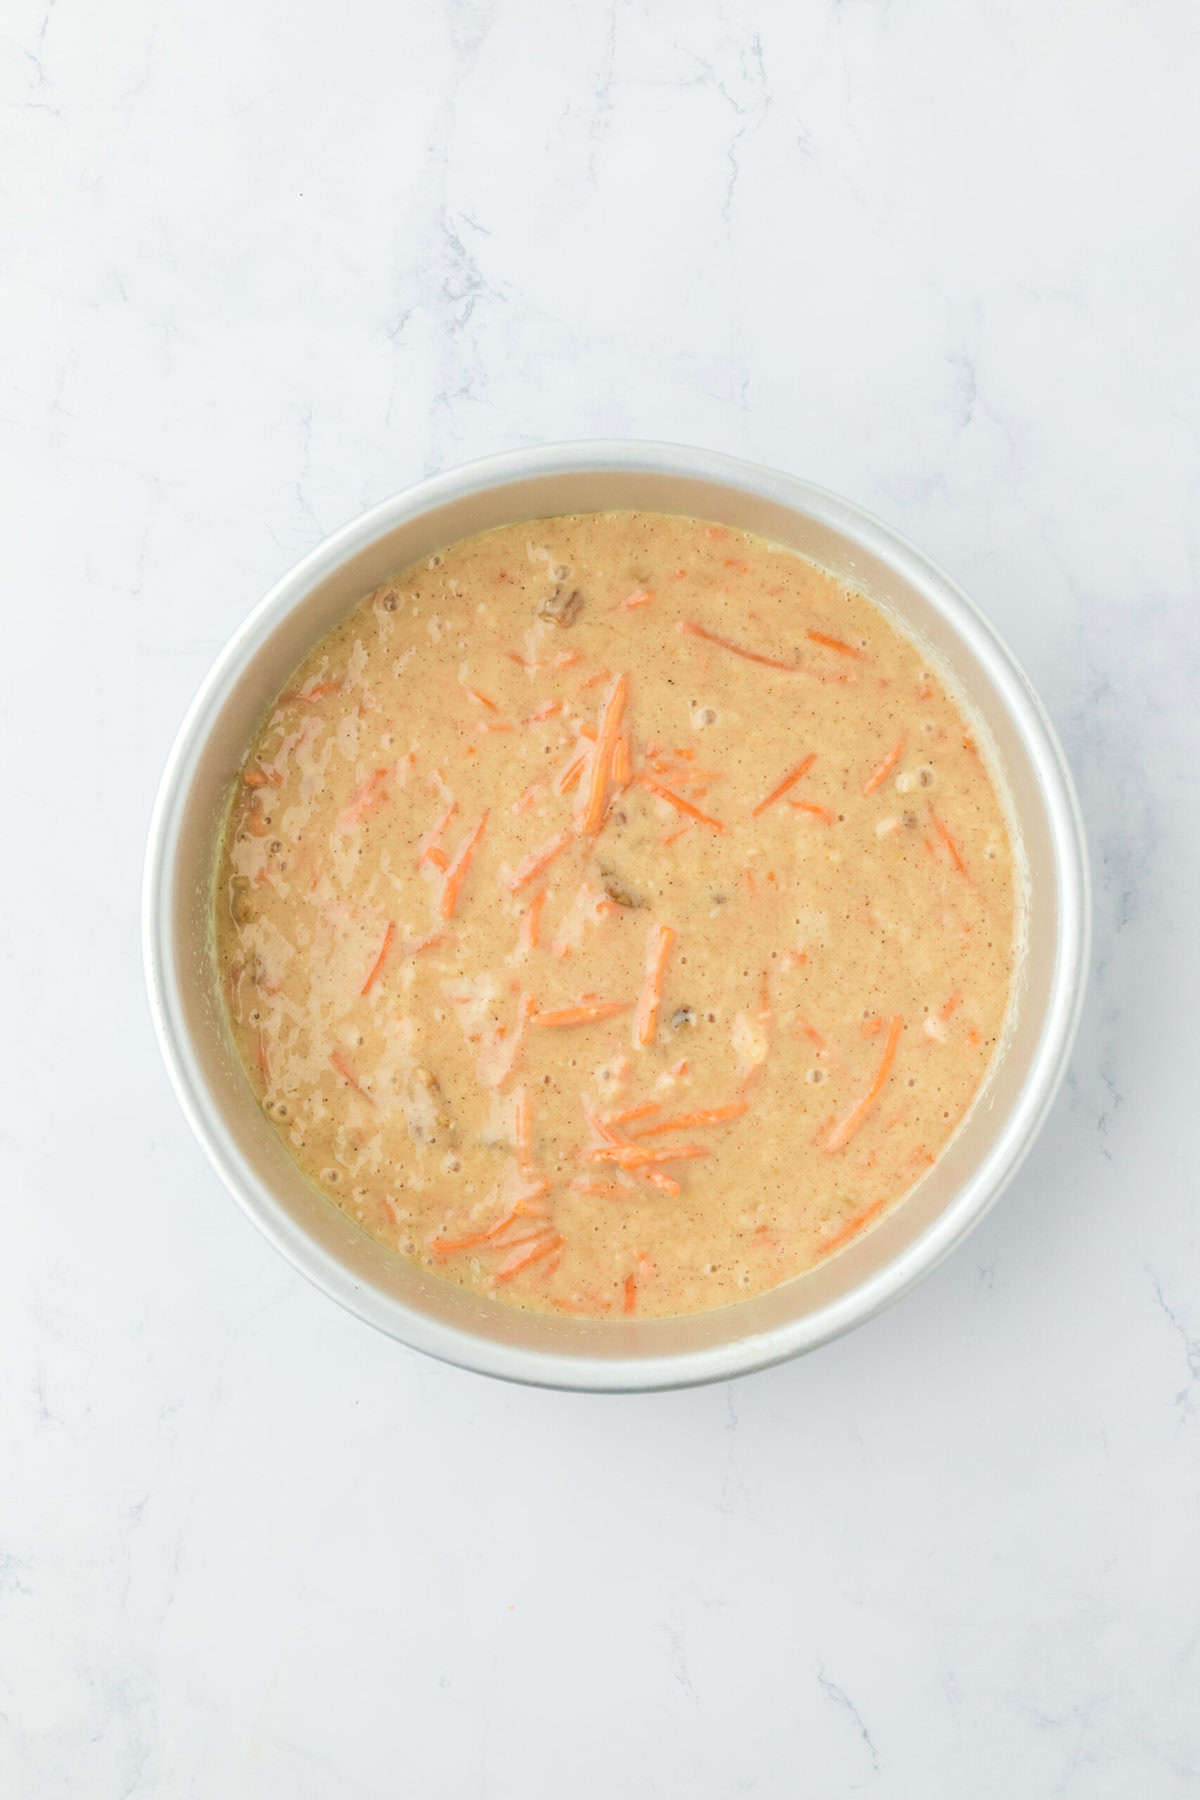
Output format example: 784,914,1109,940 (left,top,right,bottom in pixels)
298,680,342,702
551,1293,613,1314
616,587,654,611
405,929,447,958
604,1102,662,1128
462,684,497,711
670,1057,690,1079
790,800,834,825
966,1025,982,1048
533,1000,630,1029
520,887,547,953
424,846,449,871
361,921,396,995
820,1195,889,1257
556,747,588,795
340,766,390,827
492,1232,564,1284
570,1178,635,1199
527,699,562,723
636,774,725,832
256,1028,271,1085
507,828,572,894
824,1015,902,1153
580,673,629,836
329,1049,373,1103
939,991,963,1021
796,1016,826,1052
612,731,632,787
418,799,458,868
860,1015,883,1037
623,1272,637,1314
440,811,489,918
930,808,969,877
578,667,612,692
489,989,537,1088
807,629,862,658
645,1170,681,1196
514,777,546,813
587,1143,709,1168
862,736,905,795
513,1086,532,1172
554,648,582,668
752,753,816,817
678,619,798,672
633,1102,746,1137
634,922,675,1047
